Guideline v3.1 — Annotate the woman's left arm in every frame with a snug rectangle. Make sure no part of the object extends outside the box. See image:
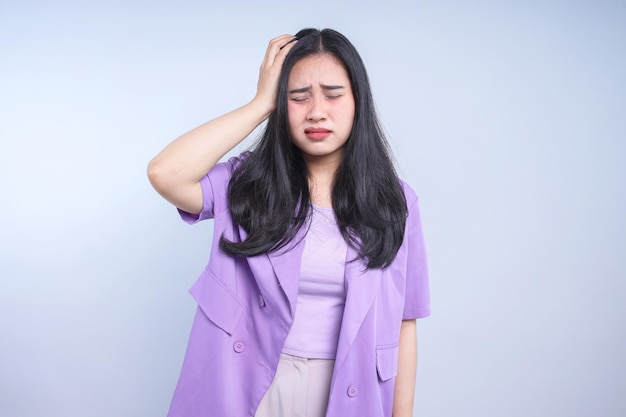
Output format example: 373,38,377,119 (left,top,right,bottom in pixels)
392,319,417,417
